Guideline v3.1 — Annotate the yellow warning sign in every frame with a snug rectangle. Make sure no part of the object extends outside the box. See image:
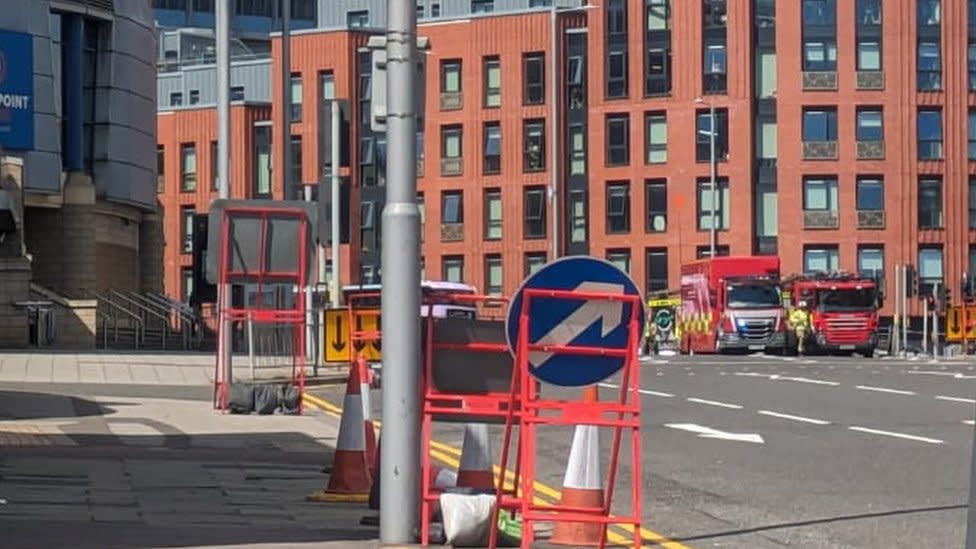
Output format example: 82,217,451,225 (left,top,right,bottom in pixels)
324,308,382,363
945,306,976,342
